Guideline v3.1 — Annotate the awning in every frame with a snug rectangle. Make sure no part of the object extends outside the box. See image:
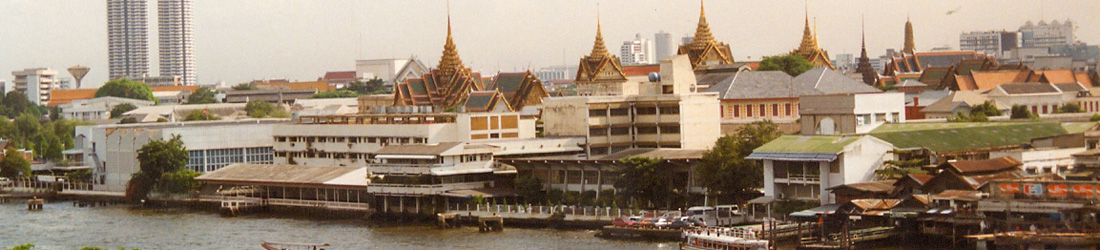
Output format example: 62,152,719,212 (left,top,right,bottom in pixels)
746,152,837,162
747,196,776,204
374,154,437,160
440,187,517,198
789,204,841,218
